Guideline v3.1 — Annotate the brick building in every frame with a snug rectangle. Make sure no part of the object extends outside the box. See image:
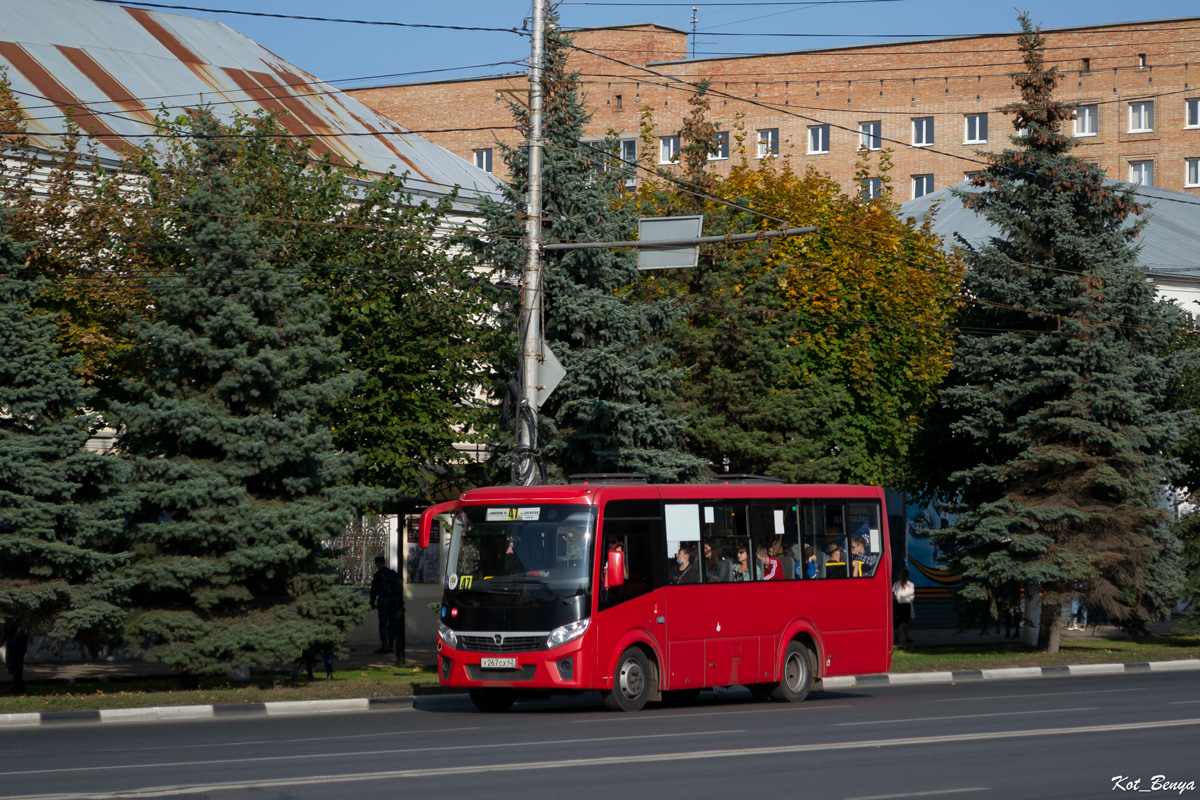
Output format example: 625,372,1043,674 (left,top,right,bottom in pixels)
349,17,1200,198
